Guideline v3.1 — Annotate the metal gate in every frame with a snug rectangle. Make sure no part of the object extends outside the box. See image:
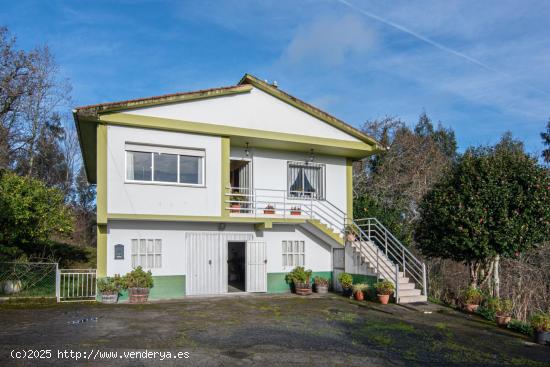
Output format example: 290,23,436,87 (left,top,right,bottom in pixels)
58,269,97,302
